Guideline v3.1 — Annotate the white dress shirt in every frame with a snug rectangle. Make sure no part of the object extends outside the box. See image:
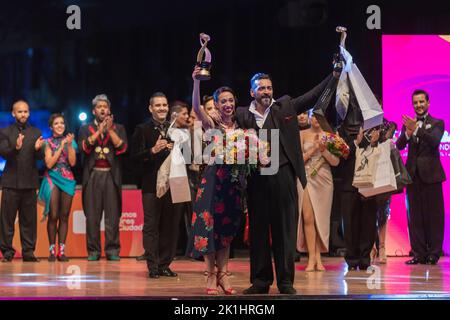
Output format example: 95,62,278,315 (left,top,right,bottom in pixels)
248,99,276,129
